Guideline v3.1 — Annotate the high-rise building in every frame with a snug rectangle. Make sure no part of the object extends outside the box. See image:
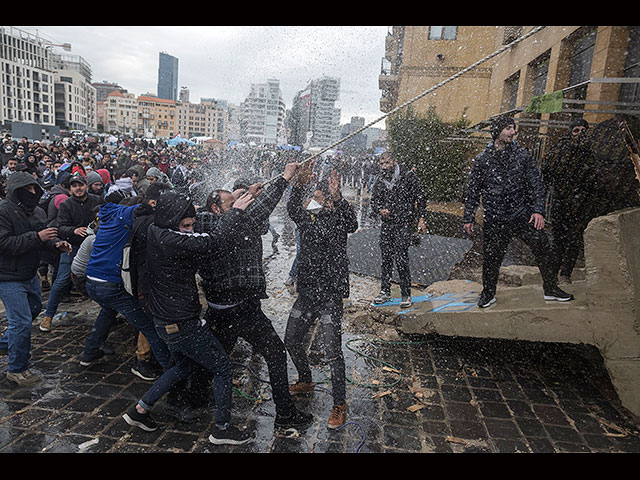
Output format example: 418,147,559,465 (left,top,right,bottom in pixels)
240,79,286,145
157,52,178,101
289,76,341,149
93,81,127,103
